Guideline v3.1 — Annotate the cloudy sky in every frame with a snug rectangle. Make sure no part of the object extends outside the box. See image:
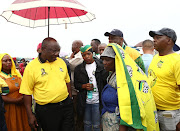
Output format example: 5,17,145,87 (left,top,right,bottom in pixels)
0,0,179,58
